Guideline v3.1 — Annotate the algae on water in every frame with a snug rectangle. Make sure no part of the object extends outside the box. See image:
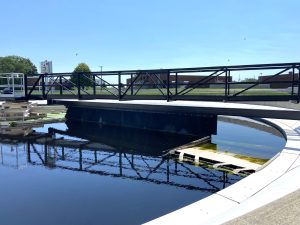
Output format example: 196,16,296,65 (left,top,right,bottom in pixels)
198,143,217,151
196,142,269,165
233,154,268,165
